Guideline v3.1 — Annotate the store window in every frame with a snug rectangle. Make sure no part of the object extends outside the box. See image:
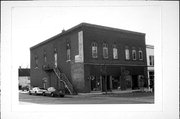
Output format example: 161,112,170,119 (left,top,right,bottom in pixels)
103,43,108,59
92,42,98,58
113,44,118,59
